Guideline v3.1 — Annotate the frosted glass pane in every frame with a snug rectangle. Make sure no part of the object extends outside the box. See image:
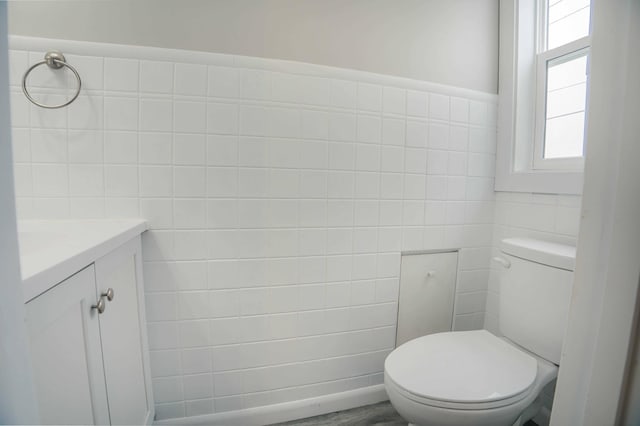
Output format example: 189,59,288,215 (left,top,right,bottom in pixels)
545,112,585,158
547,0,590,50
547,83,586,118
547,55,587,91
544,53,588,159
